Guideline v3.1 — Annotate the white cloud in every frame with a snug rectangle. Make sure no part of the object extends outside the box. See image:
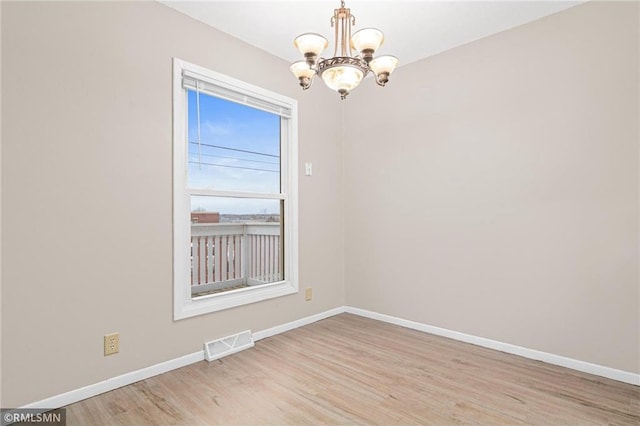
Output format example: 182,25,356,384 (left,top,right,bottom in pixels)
204,119,232,136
